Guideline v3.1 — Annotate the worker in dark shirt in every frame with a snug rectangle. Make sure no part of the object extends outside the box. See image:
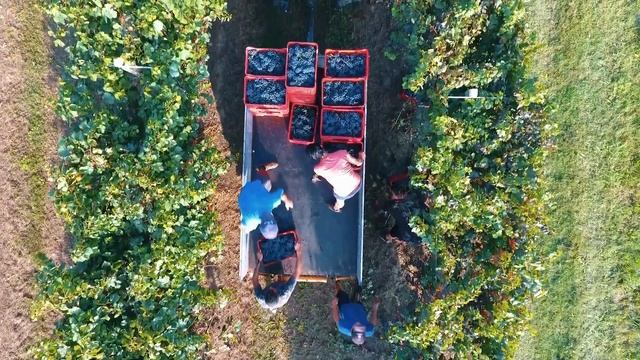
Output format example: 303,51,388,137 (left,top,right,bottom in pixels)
253,241,302,311
331,282,380,345
385,171,424,244
386,190,424,244
238,162,293,239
